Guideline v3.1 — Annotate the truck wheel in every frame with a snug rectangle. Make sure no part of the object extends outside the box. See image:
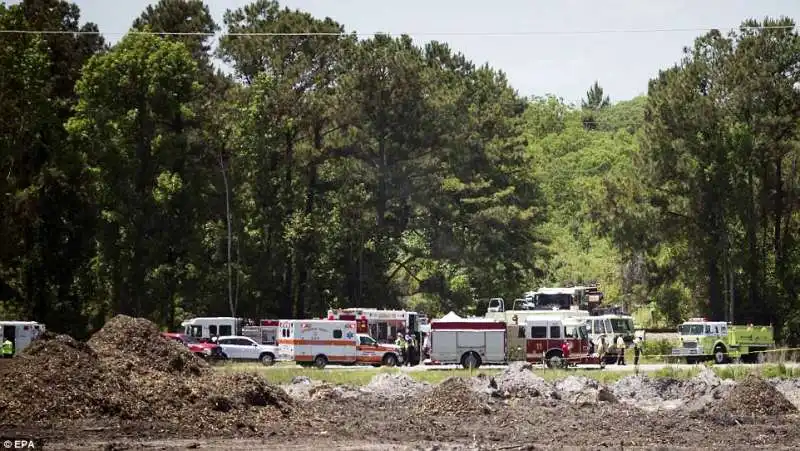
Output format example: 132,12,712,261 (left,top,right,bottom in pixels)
714,346,727,364
461,352,481,369
545,351,563,369
382,353,398,367
259,352,275,366
314,355,328,369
